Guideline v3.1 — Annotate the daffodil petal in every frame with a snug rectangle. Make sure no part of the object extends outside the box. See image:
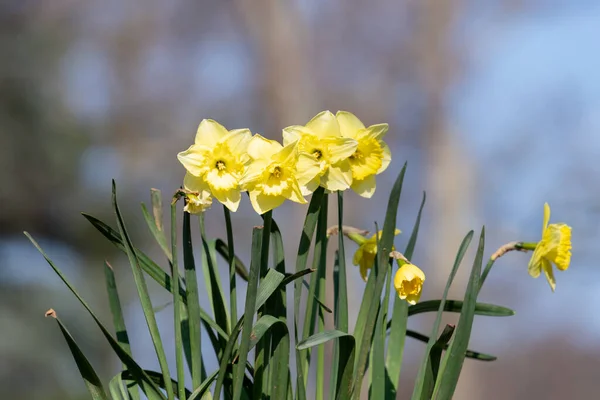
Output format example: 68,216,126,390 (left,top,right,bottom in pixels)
178,145,209,177
183,172,209,192
211,187,241,212
306,110,340,138
359,261,369,281
378,142,391,174
353,247,363,266
249,191,286,215
336,111,365,138
350,175,377,198
288,183,308,204
275,141,298,164
320,160,353,191
527,245,543,278
195,119,229,147
240,159,268,189
296,153,322,194
225,129,252,155
282,126,305,146
542,203,551,232
542,259,556,292
365,123,389,140
248,134,282,160
326,137,359,164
